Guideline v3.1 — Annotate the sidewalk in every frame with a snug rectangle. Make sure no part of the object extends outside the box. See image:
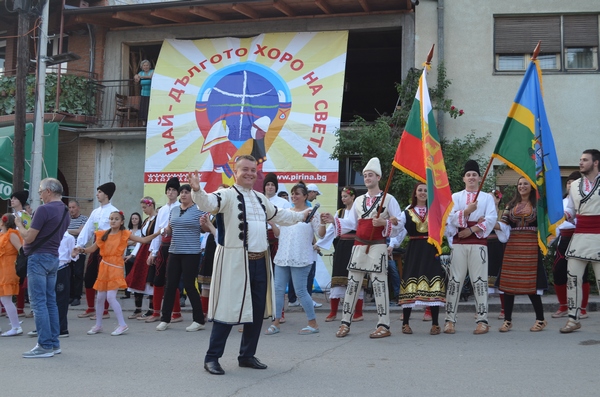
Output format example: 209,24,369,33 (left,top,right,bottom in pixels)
87,290,599,316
